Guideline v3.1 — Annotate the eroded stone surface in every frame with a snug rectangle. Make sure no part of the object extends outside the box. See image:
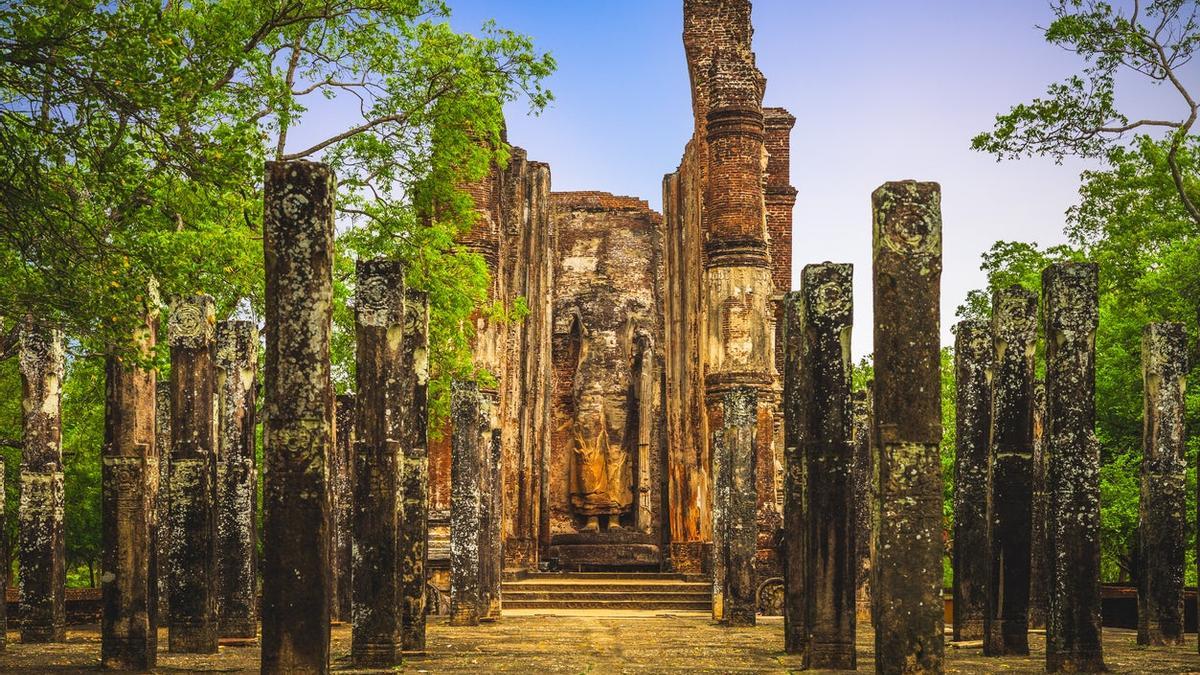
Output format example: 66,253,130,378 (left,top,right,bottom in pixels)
717,387,758,627
984,286,1037,656
1138,322,1187,646
399,290,431,651
1043,262,1104,673
871,180,945,674
449,381,484,627
17,318,66,643
261,159,335,674
952,319,991,643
